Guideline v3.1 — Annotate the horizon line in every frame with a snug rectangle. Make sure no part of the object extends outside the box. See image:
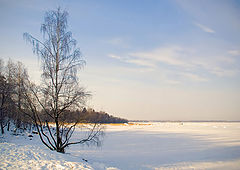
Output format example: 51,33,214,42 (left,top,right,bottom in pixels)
129,120,240,122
